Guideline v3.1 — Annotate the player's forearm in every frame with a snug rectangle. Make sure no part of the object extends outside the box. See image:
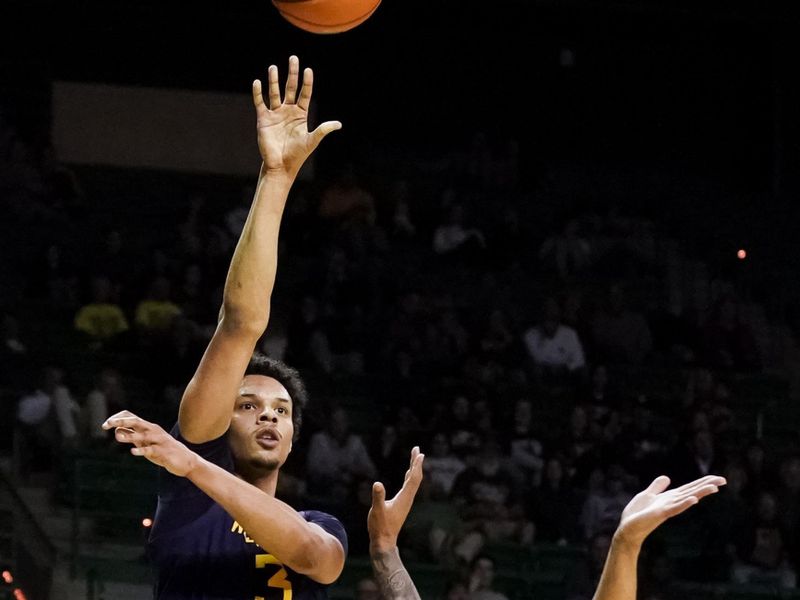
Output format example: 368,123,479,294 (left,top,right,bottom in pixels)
186,456,341,578
591,533,641,600
369,546,421,600
220,164,293,332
